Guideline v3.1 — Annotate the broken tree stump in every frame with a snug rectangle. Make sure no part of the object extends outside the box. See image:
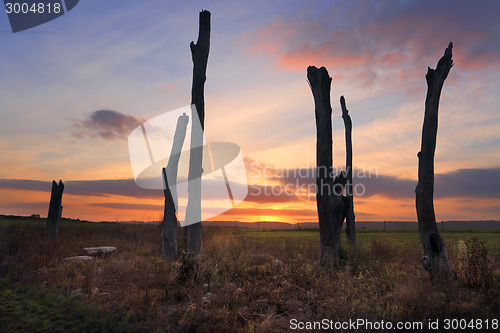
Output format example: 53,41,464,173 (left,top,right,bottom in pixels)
162,168,178,260
162,112,189,260
46,180,64,238
341,96,356,246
